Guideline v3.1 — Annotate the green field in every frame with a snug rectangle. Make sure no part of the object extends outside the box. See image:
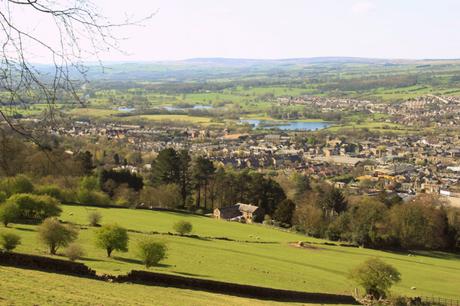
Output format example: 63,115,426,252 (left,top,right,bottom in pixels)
0,266,300,306
139,114,216,125
3,205,460,300
69,108,122,118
